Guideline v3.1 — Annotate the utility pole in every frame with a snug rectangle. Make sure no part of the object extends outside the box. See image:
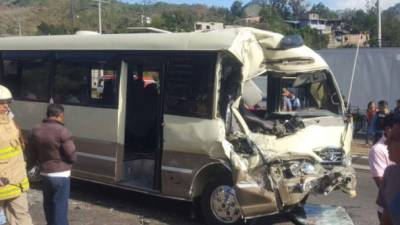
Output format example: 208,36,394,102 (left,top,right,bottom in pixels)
93,0,110,34
70,0,75,28
98,0,102,33
141,0,153,26
269,0,272,17
378,0,382,48
17,21,22,36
